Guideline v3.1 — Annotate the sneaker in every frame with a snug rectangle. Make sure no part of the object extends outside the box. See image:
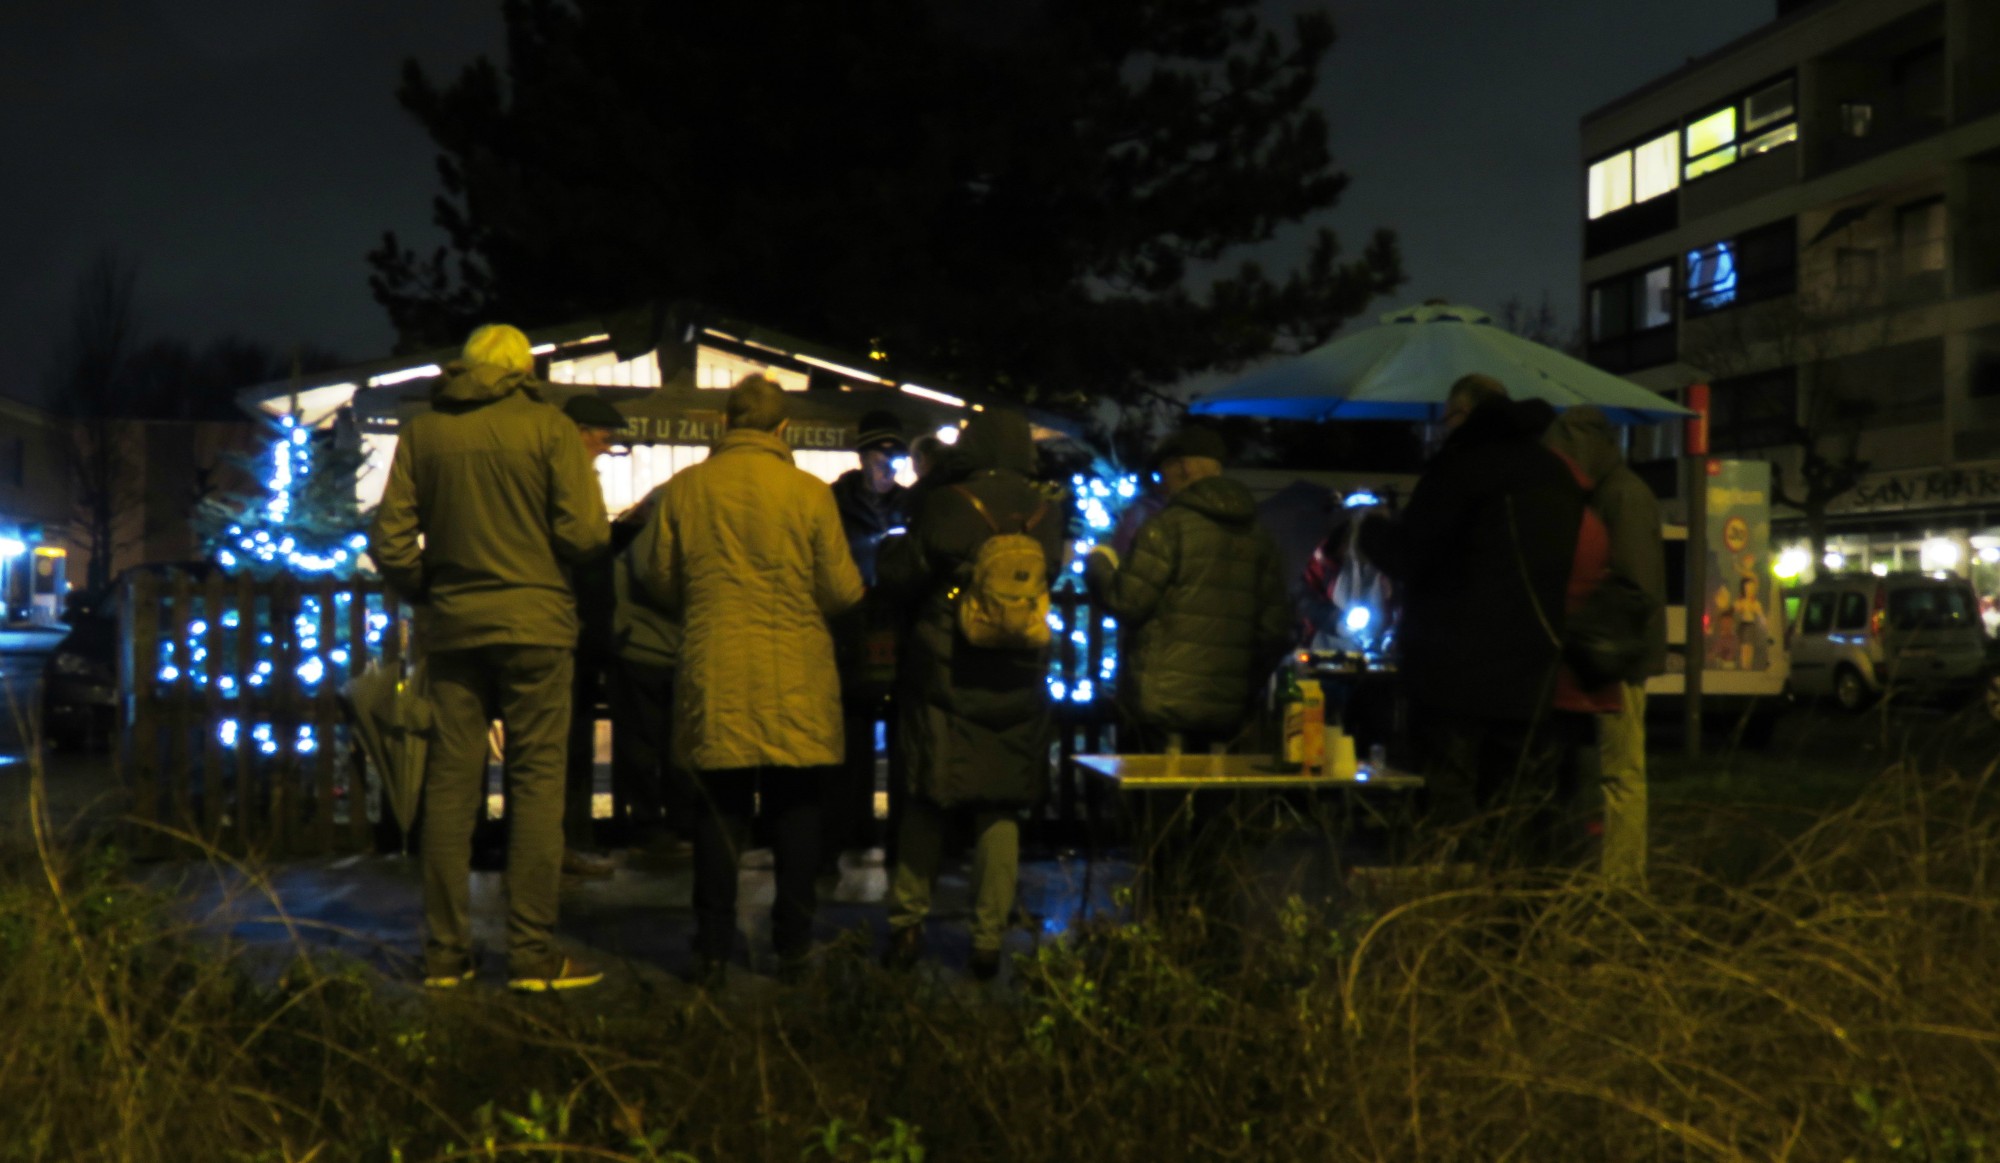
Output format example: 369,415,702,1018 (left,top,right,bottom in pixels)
562,849,617,878
507,957,604,993
423,965,475,990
